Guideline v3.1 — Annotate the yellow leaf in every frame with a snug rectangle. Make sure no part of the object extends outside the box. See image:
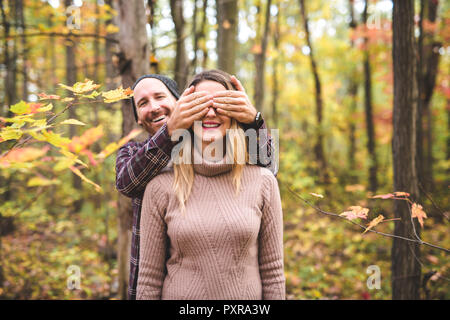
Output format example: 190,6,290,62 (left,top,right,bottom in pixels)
70,166,102,193
27,177,60,187
59,79,100,94
10,101,30,114
0,127,23,141
363,215,385,234
42,130,71,148
411,203,427,228
60,119,86,126
97,128,143,159
106,24,119,34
